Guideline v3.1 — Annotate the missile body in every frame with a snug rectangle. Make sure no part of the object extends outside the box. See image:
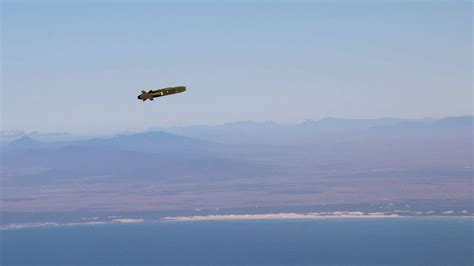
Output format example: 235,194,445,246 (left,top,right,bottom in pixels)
138,86,186,101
